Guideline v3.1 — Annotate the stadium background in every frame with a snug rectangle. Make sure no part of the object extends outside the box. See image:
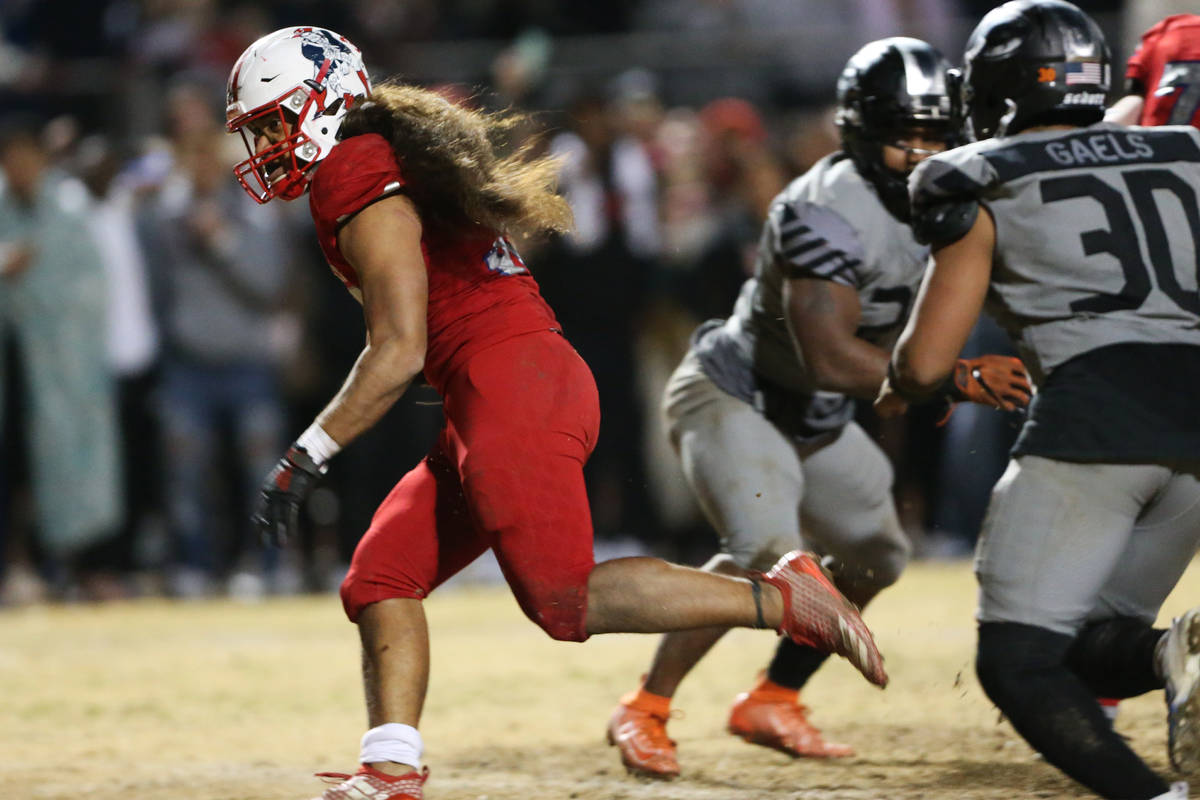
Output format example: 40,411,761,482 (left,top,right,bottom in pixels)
3,0,1184,603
